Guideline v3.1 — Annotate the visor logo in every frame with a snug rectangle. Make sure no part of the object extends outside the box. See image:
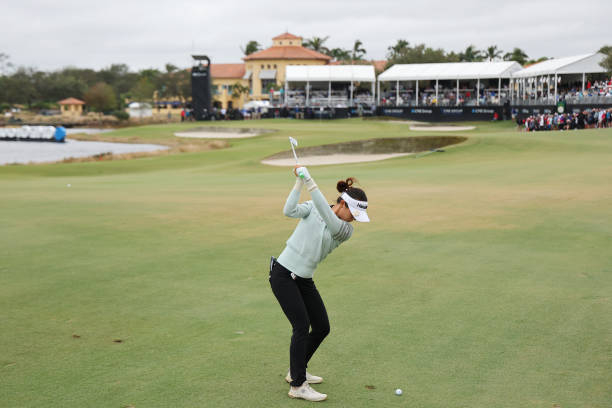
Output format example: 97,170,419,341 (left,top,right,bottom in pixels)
357,203,367,209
